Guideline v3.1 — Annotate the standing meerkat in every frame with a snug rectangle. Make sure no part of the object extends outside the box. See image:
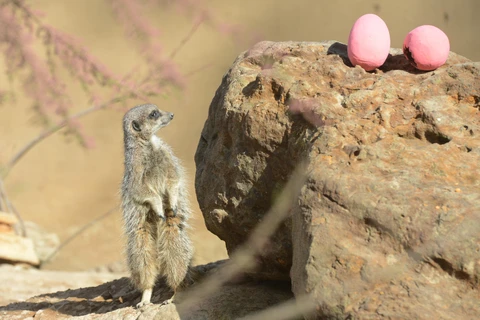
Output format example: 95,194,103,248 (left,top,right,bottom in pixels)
121,103,194,308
